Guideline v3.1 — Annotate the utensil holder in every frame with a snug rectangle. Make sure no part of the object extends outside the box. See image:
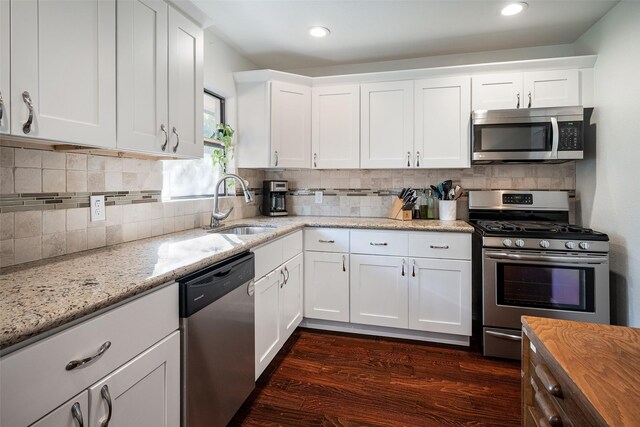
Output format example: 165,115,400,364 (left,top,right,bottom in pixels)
438,200,457,221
